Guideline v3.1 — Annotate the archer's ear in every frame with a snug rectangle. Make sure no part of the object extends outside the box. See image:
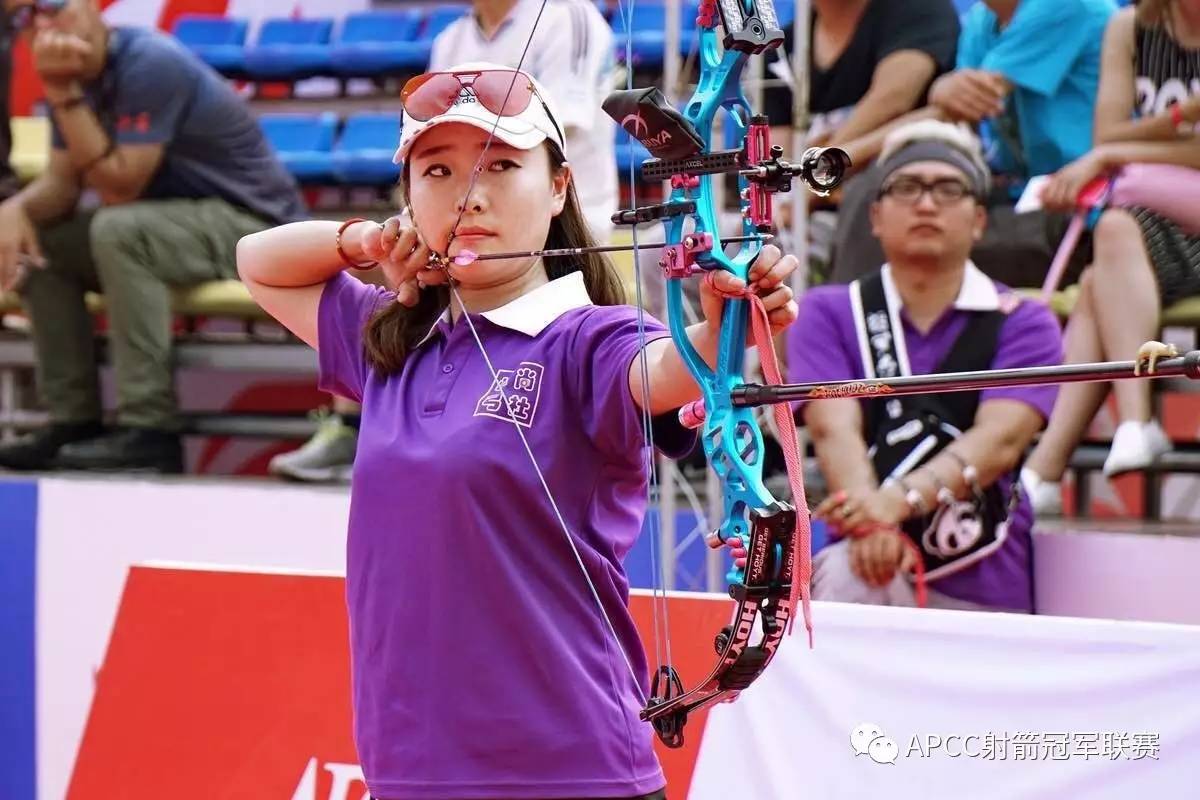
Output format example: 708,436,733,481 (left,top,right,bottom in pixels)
551,164,572,216
868,200,882,237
